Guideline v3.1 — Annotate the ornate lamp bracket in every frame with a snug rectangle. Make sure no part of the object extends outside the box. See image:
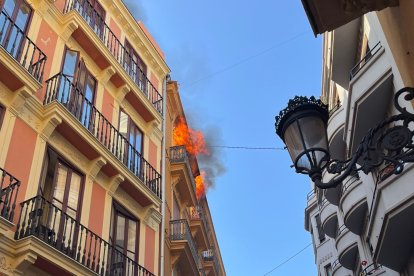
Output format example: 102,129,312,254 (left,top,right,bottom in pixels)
314,87,414,189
